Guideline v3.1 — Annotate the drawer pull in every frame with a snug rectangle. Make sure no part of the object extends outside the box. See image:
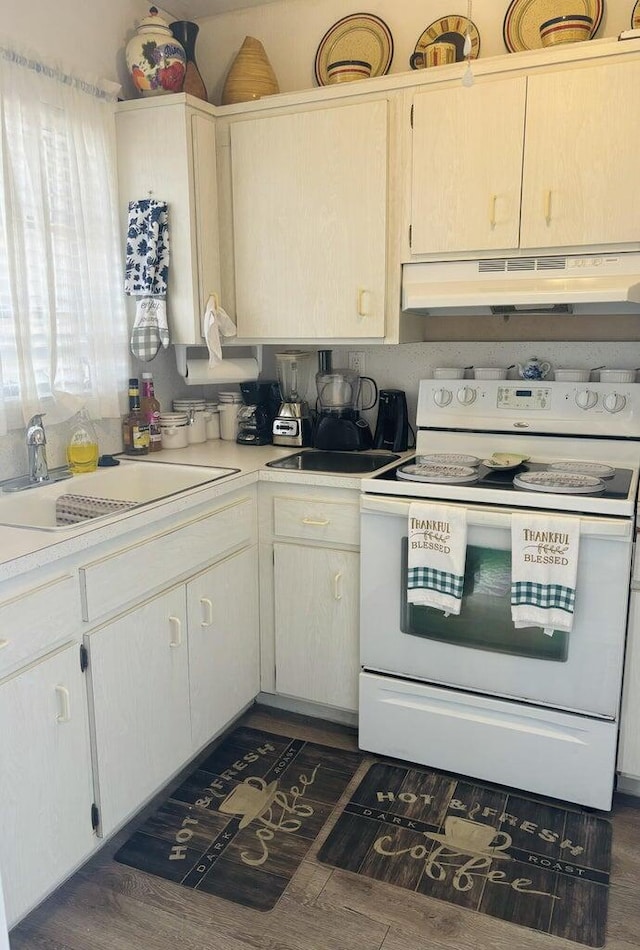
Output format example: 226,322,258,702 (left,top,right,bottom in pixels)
55,685,71,723
169,616,182,648
0,639,9,650
200,598,213,628
301,517,330,527
544,189,553,226
334,571,343,601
